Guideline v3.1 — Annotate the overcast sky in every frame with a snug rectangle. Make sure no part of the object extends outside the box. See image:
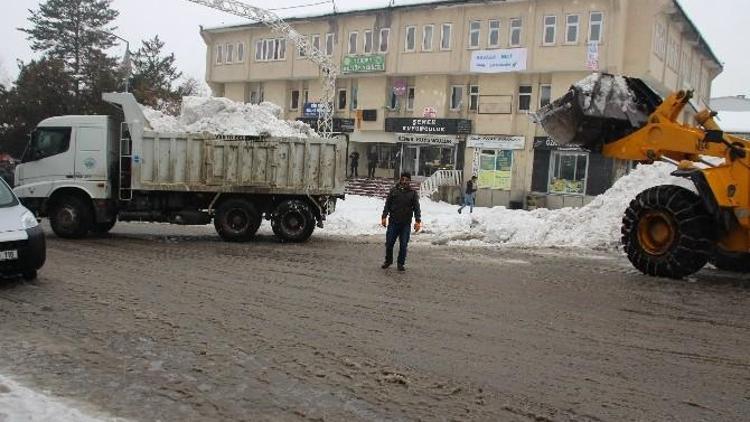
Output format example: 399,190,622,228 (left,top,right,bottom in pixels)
1,0,748,97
